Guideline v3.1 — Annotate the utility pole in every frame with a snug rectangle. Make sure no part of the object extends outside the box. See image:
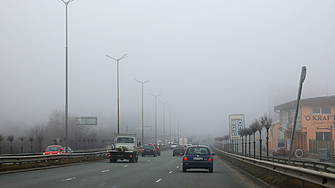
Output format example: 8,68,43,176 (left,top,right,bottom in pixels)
150,93,161,144
136,79,149,146
106,54,128,134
